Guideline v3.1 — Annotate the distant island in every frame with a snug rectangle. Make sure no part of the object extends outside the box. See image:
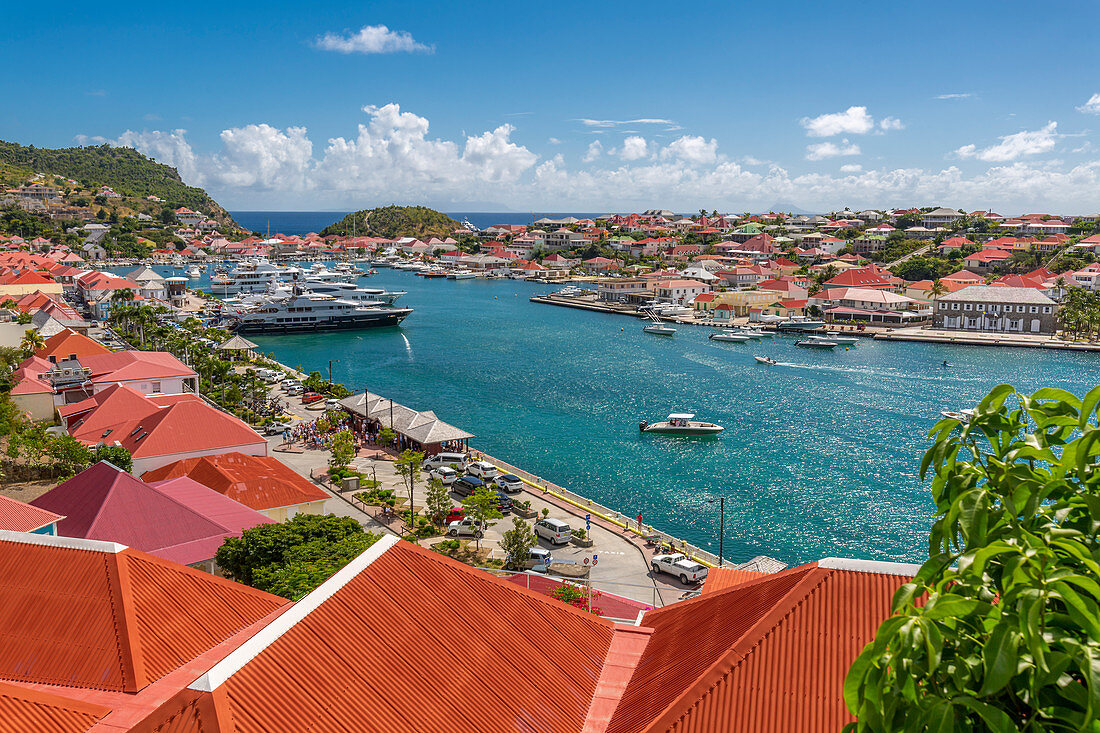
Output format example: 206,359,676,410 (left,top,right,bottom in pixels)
320,205,460,240
0,141,237,229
